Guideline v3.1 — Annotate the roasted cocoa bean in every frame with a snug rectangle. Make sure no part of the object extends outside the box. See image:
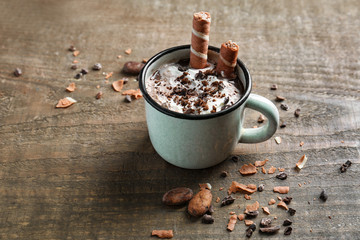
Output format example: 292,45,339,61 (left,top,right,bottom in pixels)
122,61,145,75
188,189,212,217
162,187,193,206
